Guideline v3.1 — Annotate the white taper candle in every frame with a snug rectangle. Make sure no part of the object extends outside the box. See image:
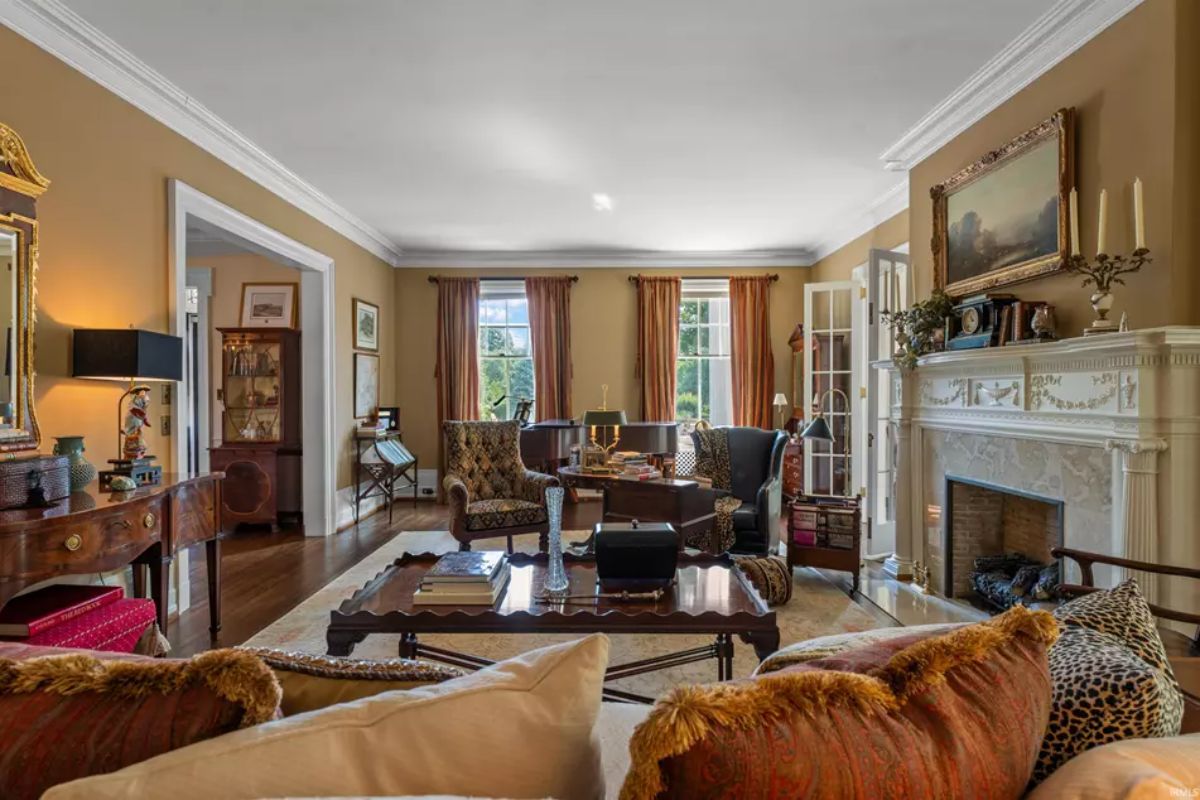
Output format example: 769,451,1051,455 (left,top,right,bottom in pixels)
1133,177,1145,250
1069,188,1080,256
1097,189,1108,256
